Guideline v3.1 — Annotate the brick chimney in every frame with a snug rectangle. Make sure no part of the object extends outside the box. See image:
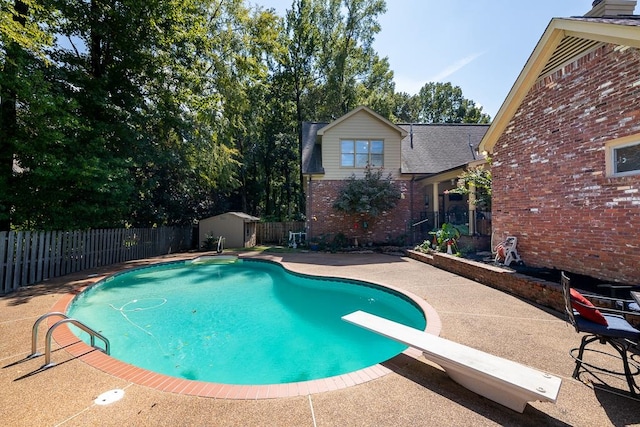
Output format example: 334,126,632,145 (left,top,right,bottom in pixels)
585,0,637,16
